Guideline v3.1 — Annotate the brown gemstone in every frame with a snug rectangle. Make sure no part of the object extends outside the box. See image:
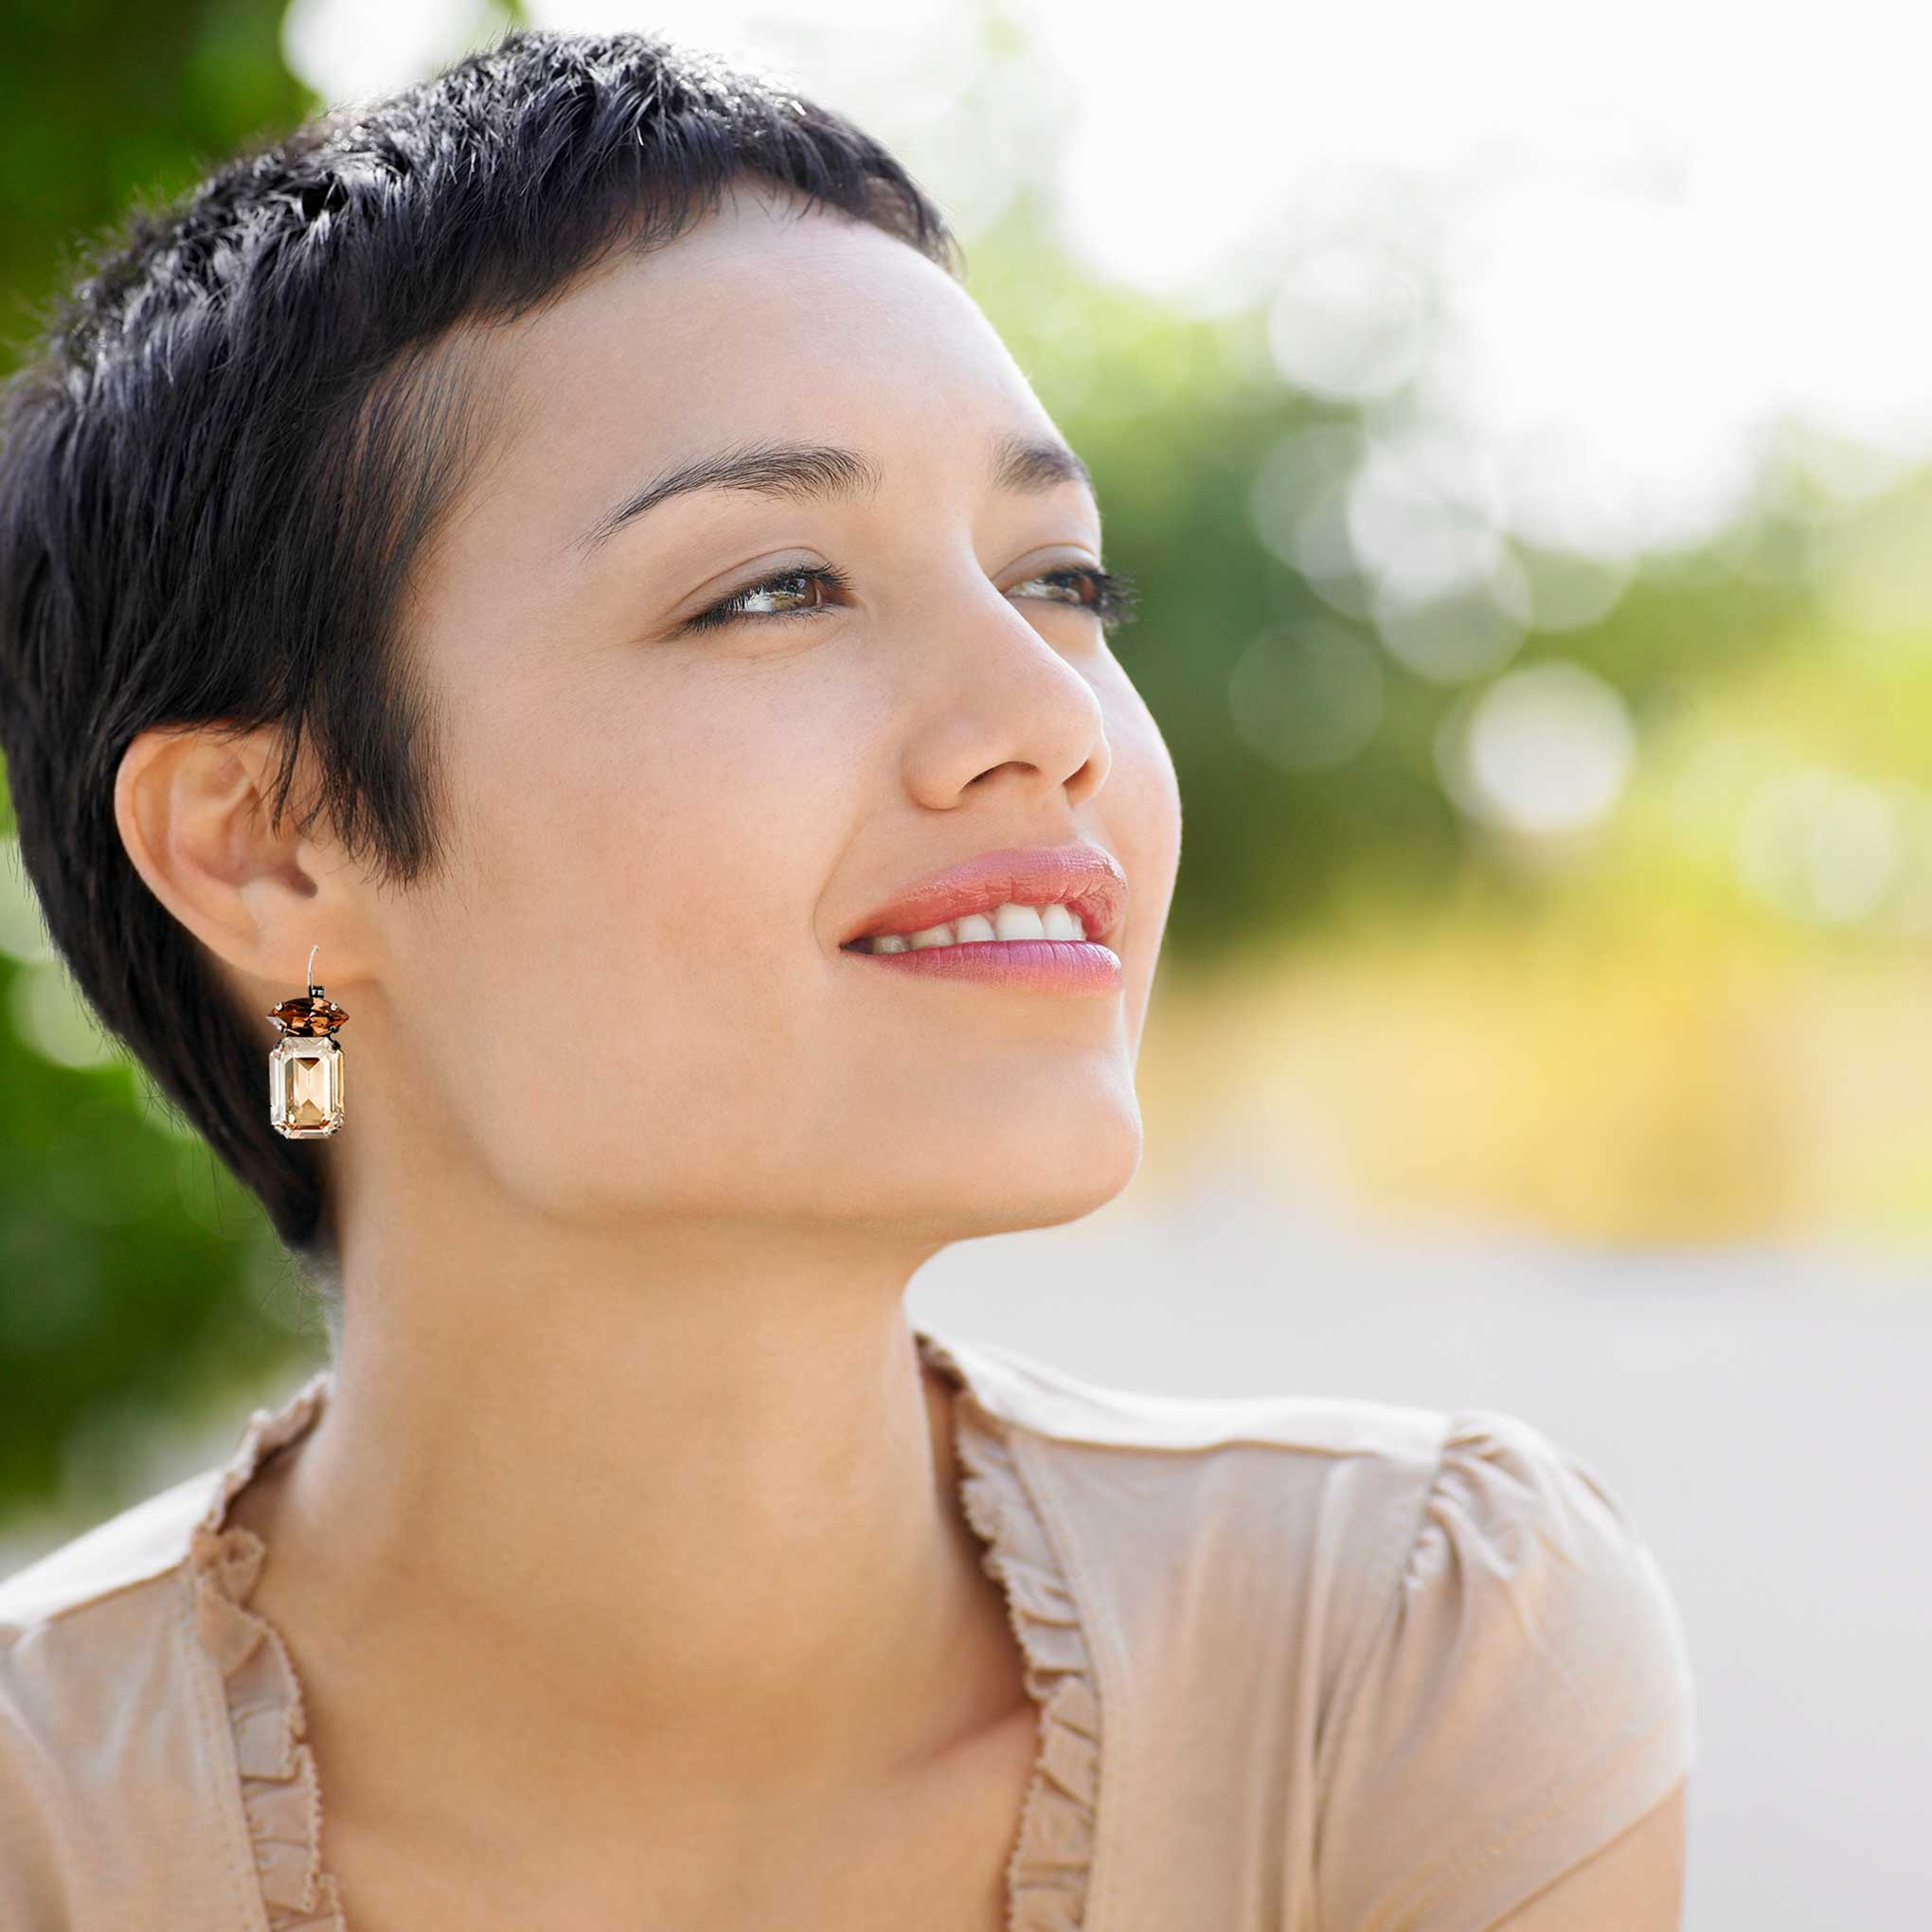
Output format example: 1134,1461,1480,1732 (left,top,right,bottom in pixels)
267,995,350,1037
